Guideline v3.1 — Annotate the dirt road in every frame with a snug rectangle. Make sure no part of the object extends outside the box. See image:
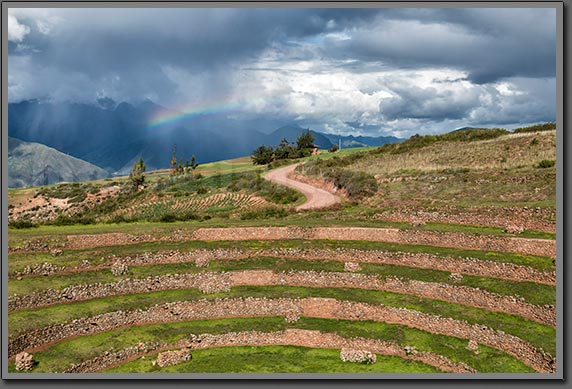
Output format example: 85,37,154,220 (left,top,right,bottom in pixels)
265,163,340,211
